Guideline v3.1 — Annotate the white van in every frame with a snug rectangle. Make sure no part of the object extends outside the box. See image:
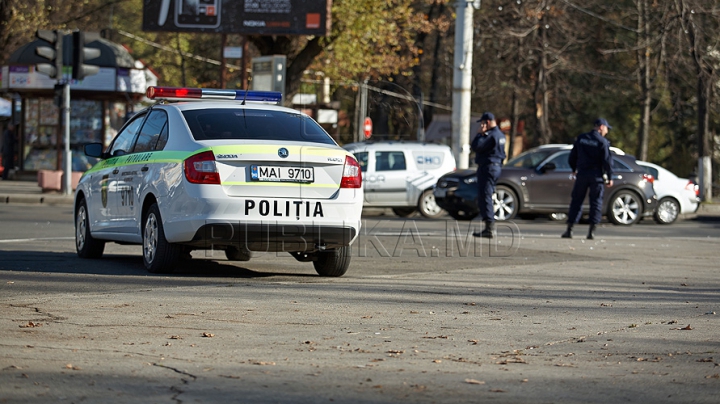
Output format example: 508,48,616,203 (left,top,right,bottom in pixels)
344,141,456,218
